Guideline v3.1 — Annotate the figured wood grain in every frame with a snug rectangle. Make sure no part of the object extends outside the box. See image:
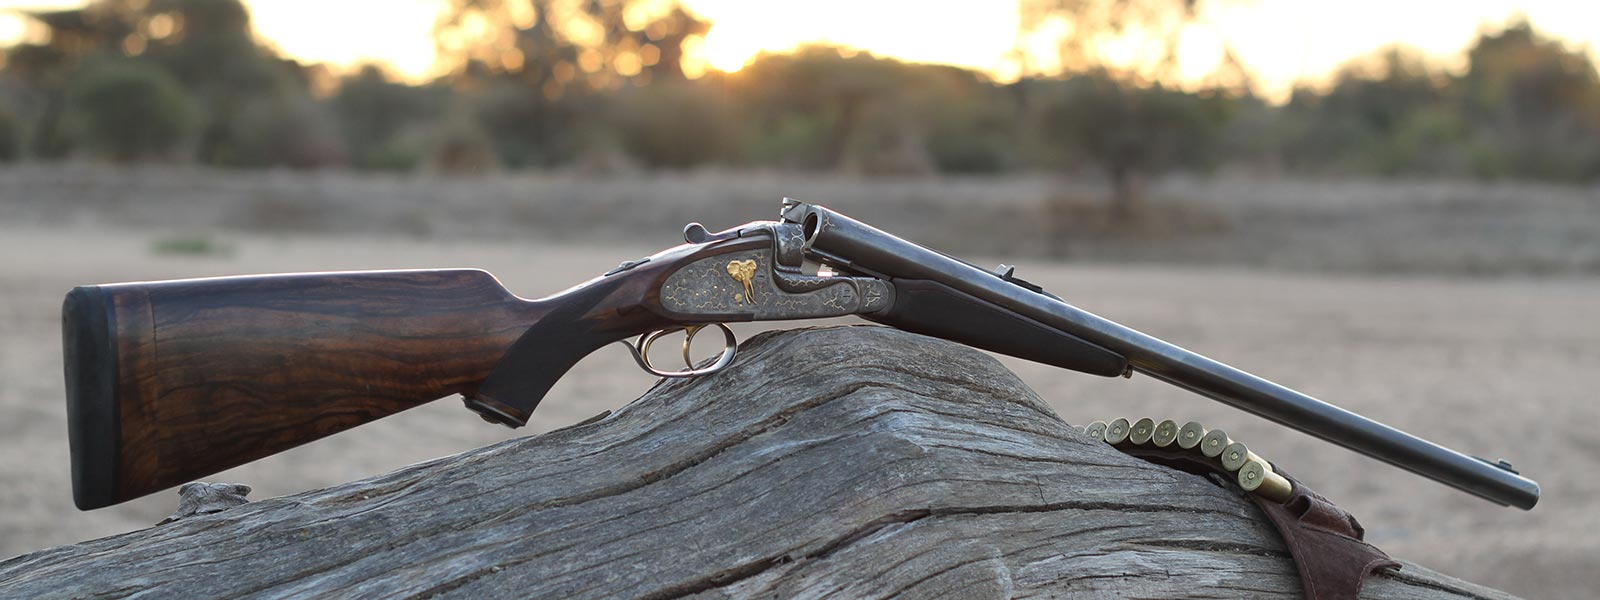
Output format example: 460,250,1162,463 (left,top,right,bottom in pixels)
109,286,159,503
9,326,1515,599
77,235,775,509
100,269,548,505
